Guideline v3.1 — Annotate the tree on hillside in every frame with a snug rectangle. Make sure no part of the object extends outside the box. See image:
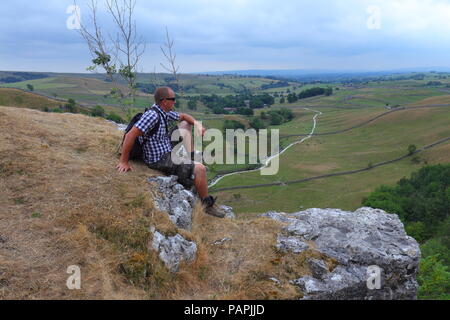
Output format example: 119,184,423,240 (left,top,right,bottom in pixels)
160,26,181,94
408,144,417,155
187,99,197,110
91,105,106,117
269,112,283,125
76,0,146,106
287,93,297,103
66,98,77,113
105,0,146,105
223,120,245,131
26,84,34,91
249,117,266,130
77,0,119,91
362,164,450,242
107,112,125,123
363,164,450,299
